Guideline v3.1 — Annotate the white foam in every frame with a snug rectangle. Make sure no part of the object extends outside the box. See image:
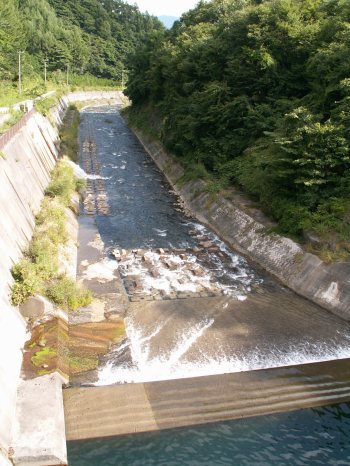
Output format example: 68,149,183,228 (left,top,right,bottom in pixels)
155,228,167,237
96,318,215,385
87,174,111,180
96,334,350,386
66,160,88,179
118,251,224,296
65,161,110,180
118,248,253,299
82,258,118,282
